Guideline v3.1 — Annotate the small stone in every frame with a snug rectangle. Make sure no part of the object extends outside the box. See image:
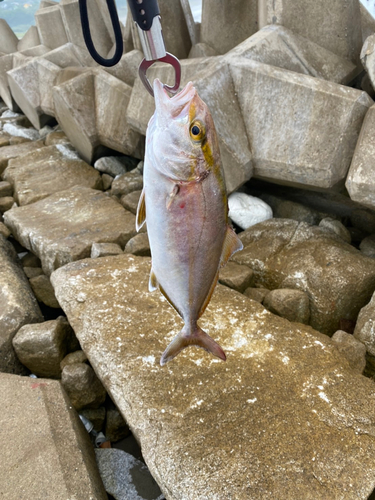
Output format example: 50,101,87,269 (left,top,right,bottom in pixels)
23,266,43,279
21,252,41,268
243,287,270,303
80,407,106,433
60,350,88,370
94,156,129,177
0,221,10,238
44,130,70,146
91,242,123,259
120,189,142,215
228,192,273,229
101,174,113,191
354,292,375,356
3,123,40,141
0,196,15,213
360,234,375,258
263,289,310,324
105,408,130,442
124,233,150,257
219,262,254,293
0,181,12,197
12,316,73,378
319,217,351,244
61,363,107,411
95,448,163,500
9,136,31,145
331,330,366,373
29,274,60,308
38,125,54,139
111,168,143,197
